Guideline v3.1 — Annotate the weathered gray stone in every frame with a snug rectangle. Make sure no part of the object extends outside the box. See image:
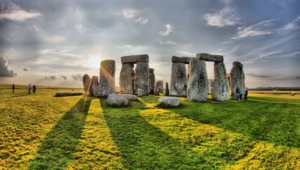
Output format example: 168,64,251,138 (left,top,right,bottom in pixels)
170,63,187,96
154,82,160,95
55,92,84,97
196,53,224,62
149,68,155,94
121,54,149,64
165,82,169,96
137,89,144,97
187,59,208,101
83,74,92,96
172,56,194,64
107,94,128,107
91,76,99,96
99,60,115,97
118,94,138,101
135,62,149,95
120,63,134,94
158,97,180,107
212,62,229,101
155,80,164,93
230,61,245,99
